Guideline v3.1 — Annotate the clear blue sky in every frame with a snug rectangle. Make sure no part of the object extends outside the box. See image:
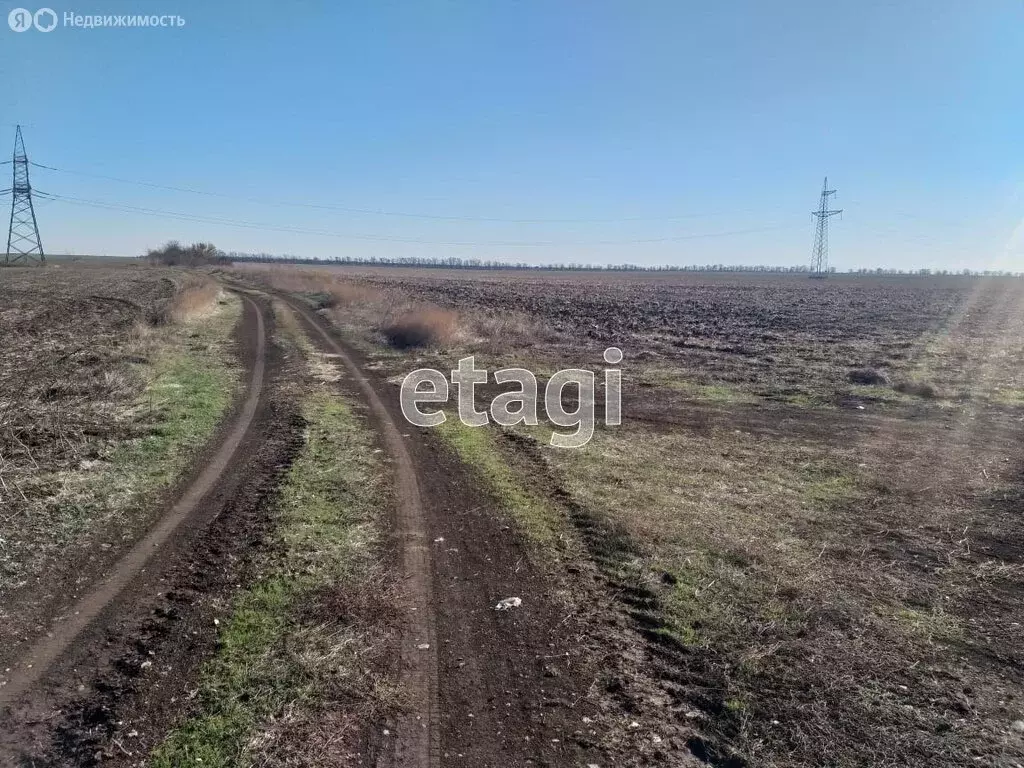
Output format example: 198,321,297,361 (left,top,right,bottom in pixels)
2,0,1022,270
